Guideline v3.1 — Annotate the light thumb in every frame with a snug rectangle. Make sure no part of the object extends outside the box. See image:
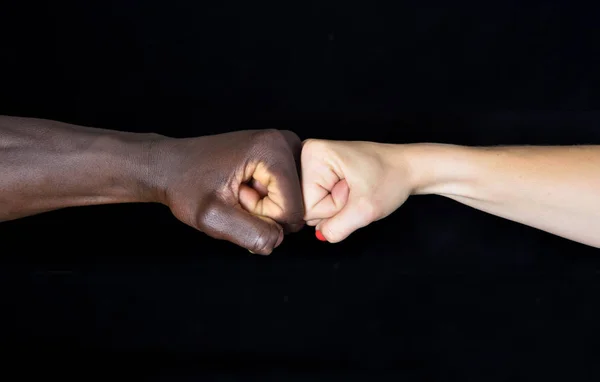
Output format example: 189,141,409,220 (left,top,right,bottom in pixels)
318,197,375,243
